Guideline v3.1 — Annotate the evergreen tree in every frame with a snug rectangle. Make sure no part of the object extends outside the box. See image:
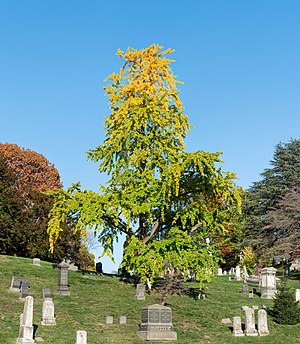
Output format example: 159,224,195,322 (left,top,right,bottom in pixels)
272,282,300,325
